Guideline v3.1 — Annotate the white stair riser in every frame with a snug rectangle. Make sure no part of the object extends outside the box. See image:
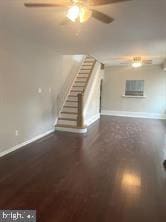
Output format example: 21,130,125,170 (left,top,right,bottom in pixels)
65,101,78,106
79,70,91,74
81,65,93,69
85,58,95,61
76,78,88,83
74,82,86,87
63,107,78,112
69,91,82,96
77,73,89,77
67,97,78,102
72,86,84,91
58,120,77,126
76,79,88,83
83,62,94,66
84,61,95,64
60,113,78,119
